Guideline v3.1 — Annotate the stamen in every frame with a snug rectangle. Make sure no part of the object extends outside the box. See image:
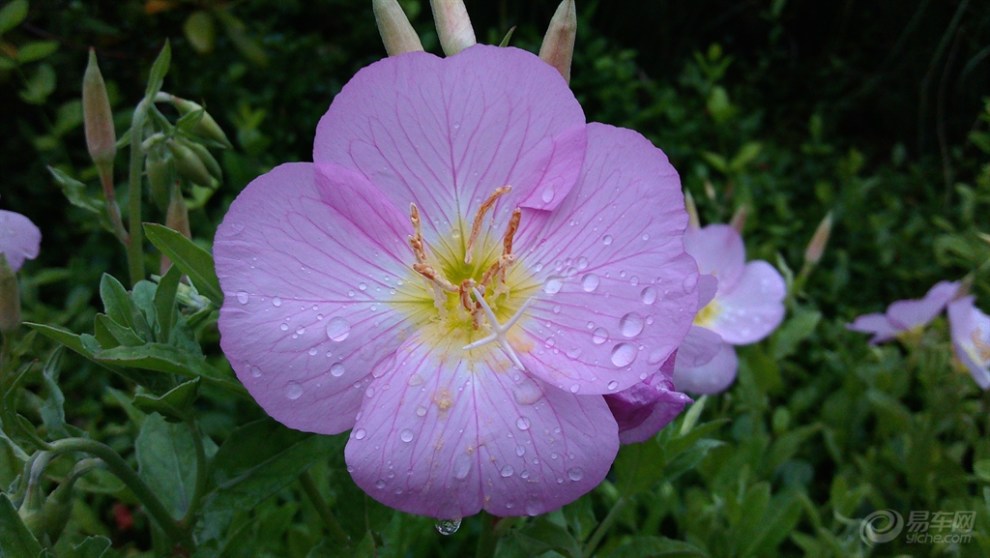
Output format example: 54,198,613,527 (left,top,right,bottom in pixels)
463,287,533,371
413,263,458,292
465,185,511,264
502,208,521,256
409,203,428,264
